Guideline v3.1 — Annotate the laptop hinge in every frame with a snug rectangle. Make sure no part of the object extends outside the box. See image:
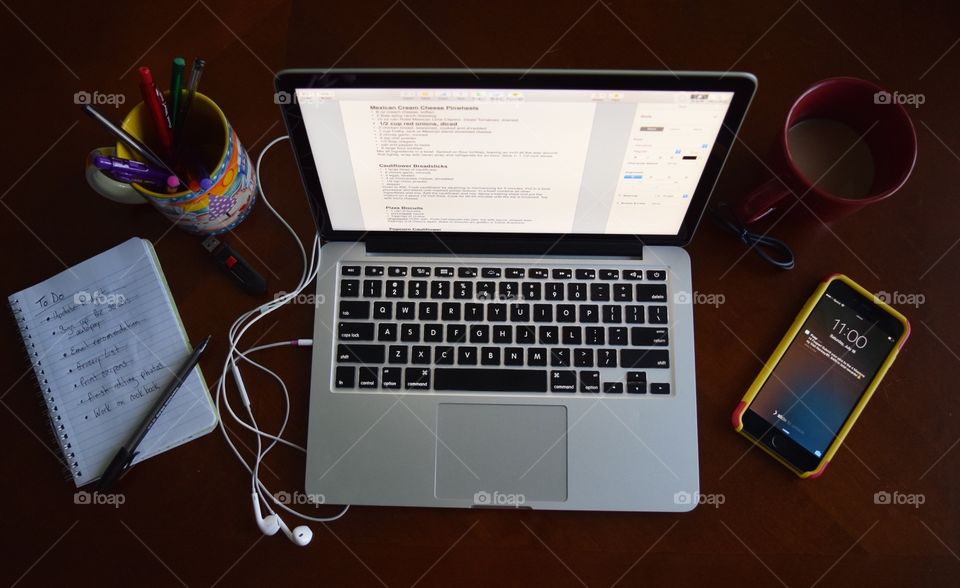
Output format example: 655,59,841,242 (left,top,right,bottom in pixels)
365,235,644,257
